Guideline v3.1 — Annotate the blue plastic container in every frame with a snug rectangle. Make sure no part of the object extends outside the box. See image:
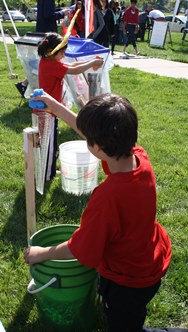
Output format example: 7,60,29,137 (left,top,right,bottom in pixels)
65,37,110,58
